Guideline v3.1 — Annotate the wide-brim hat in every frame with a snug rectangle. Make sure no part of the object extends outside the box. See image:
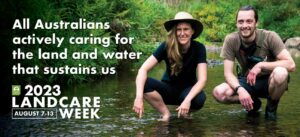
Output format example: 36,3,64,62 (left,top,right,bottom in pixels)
164,11,203,39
